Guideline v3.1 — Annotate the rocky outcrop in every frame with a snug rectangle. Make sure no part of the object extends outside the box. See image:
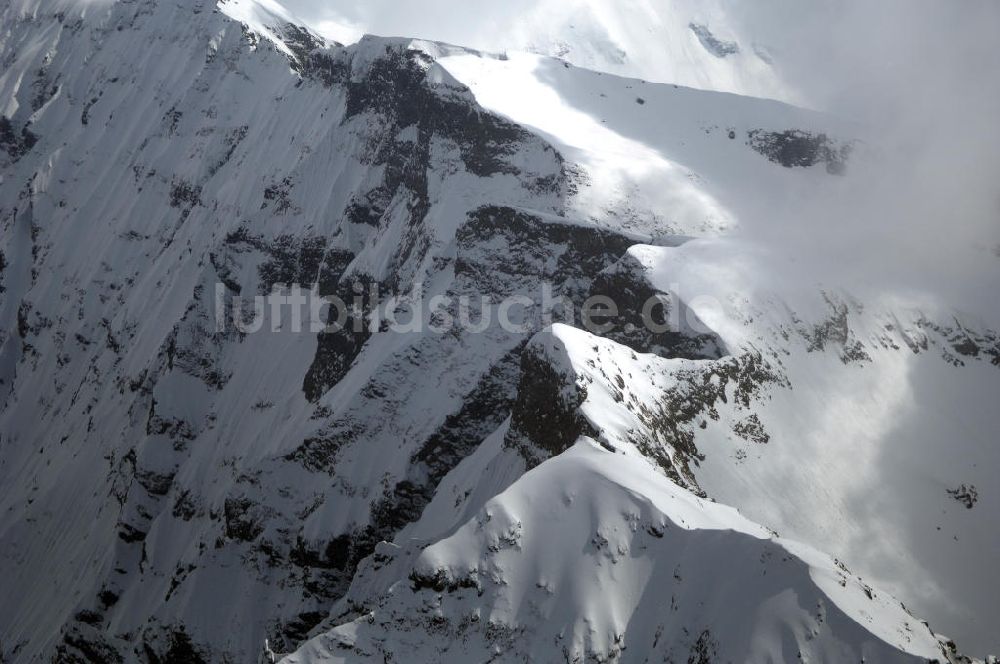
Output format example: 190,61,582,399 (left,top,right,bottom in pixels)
689,23,740,58
2,0,994,661
747,128,852,174
0,116,37,162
